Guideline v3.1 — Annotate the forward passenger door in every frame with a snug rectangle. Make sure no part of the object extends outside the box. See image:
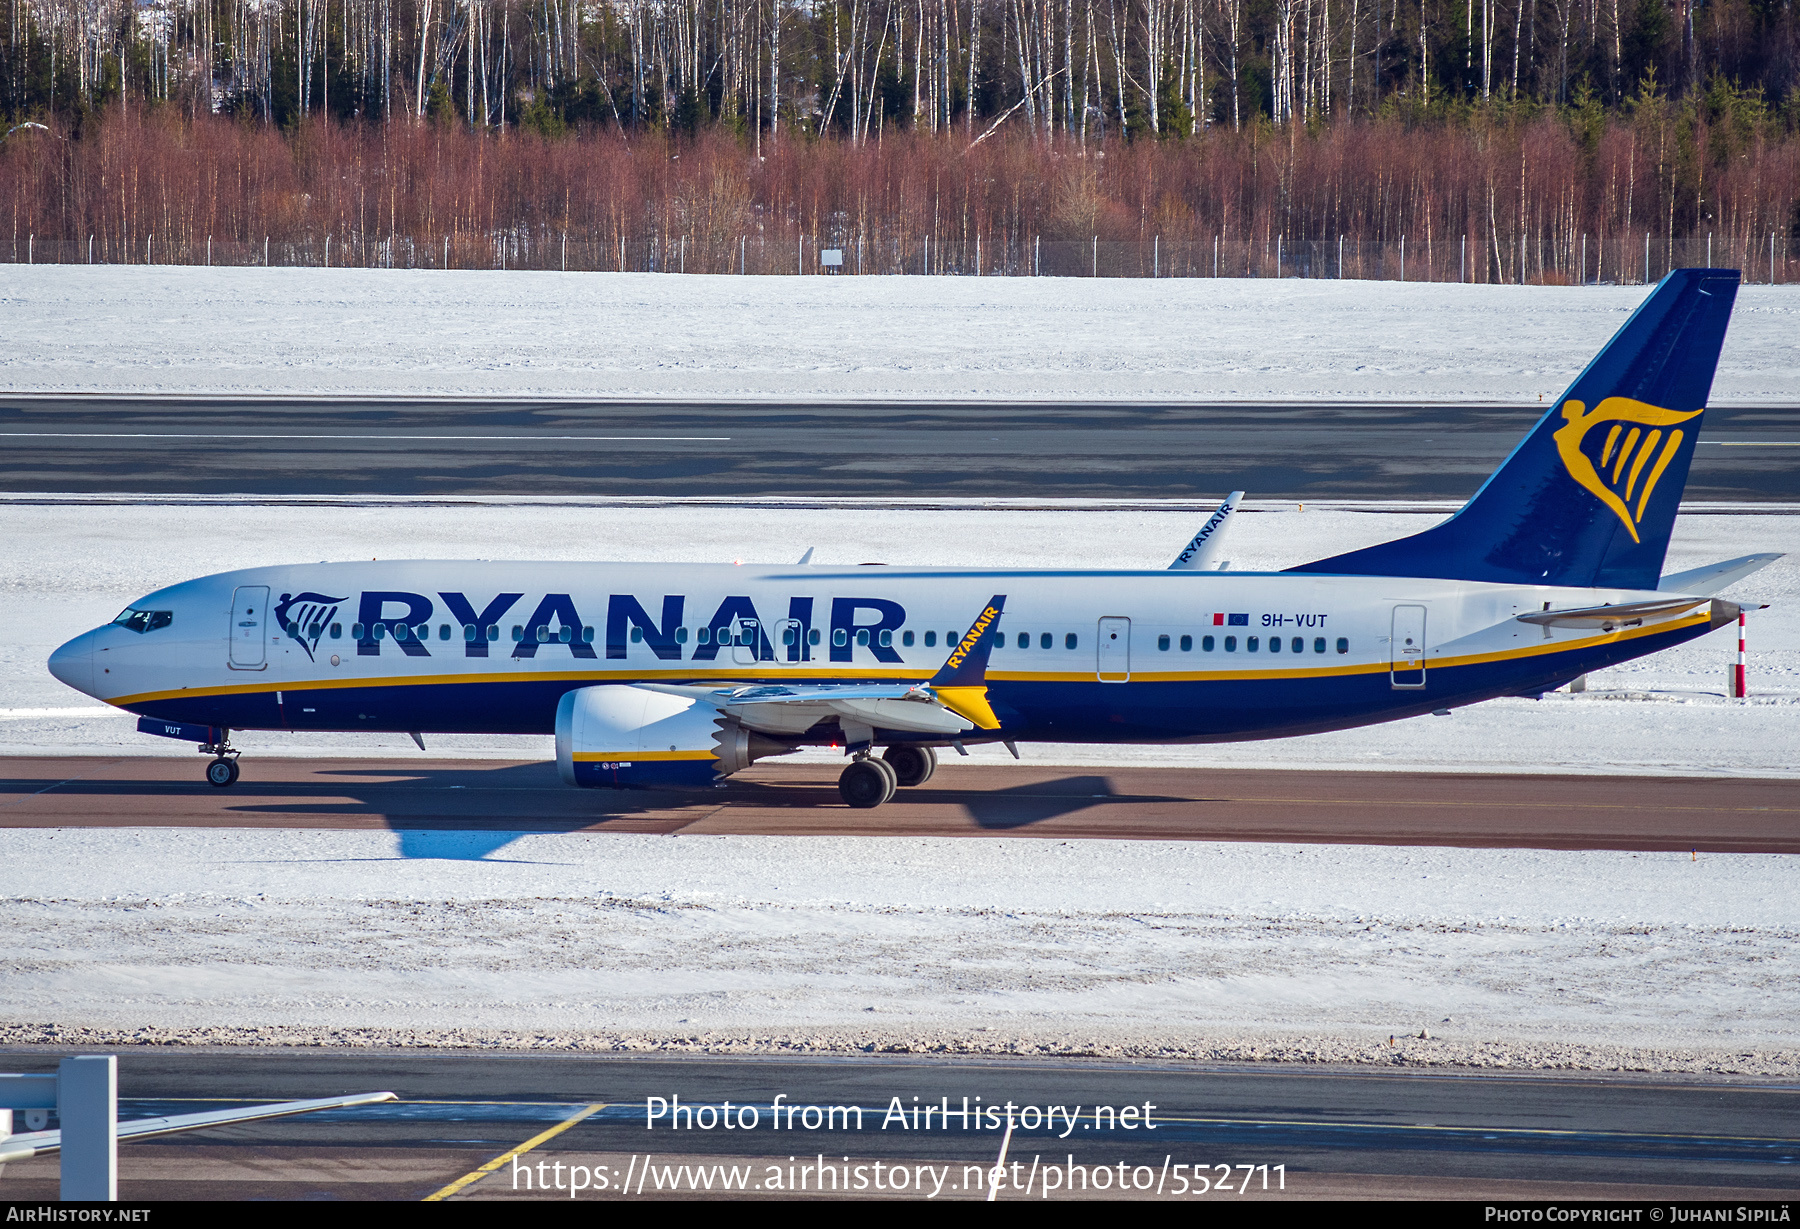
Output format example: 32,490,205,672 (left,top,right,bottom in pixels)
229,585,269,670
